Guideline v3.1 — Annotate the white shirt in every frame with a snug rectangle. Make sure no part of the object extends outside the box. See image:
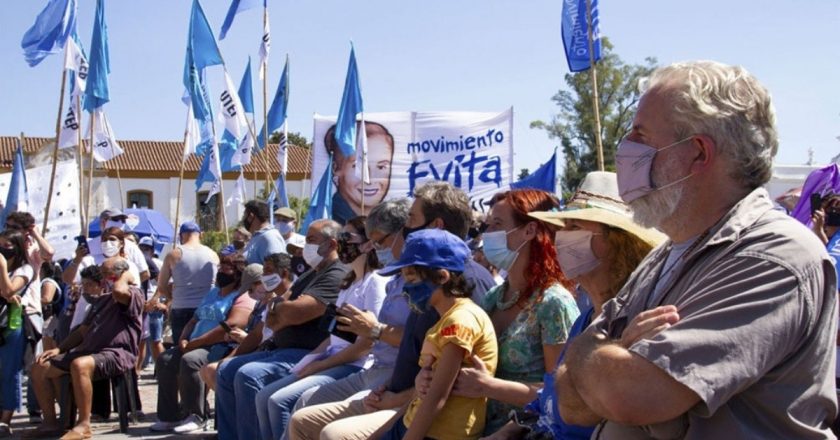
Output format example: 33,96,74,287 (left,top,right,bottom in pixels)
13,264,41,315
